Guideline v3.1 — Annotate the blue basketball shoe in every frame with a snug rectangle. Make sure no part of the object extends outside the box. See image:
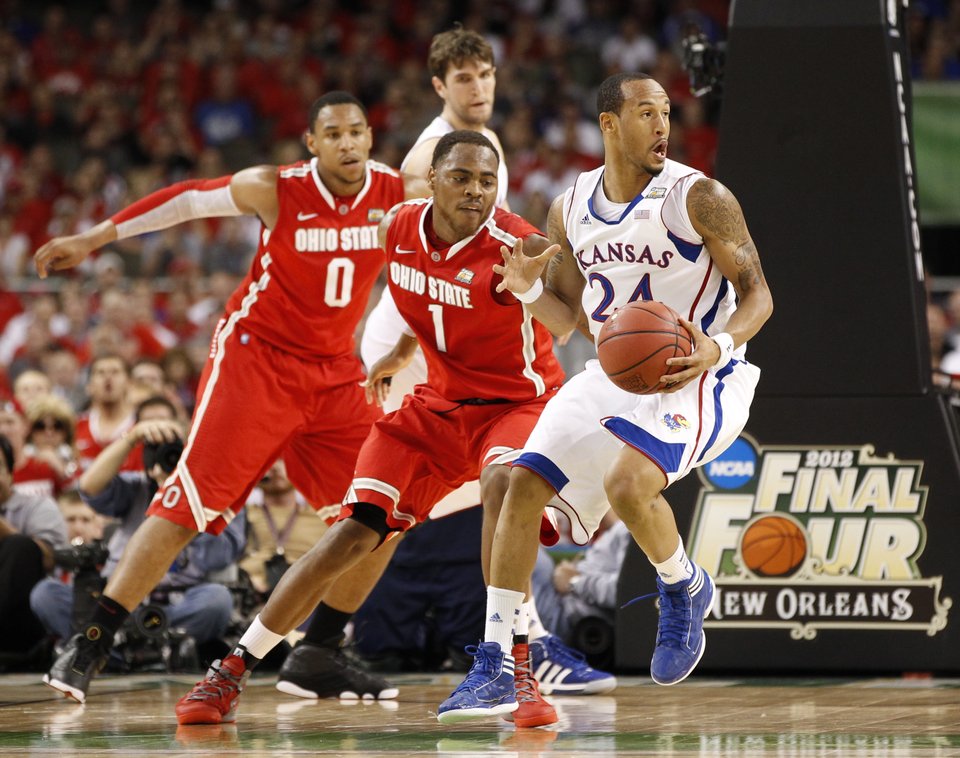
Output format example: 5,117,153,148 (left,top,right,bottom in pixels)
650,564,715,685
529,635,617,695
436,642,518,724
